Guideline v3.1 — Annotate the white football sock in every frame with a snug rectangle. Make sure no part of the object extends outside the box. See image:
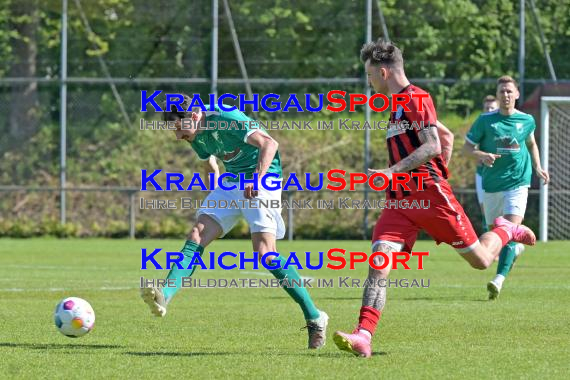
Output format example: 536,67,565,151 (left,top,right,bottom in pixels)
493,274,506,286
358,329,372,339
